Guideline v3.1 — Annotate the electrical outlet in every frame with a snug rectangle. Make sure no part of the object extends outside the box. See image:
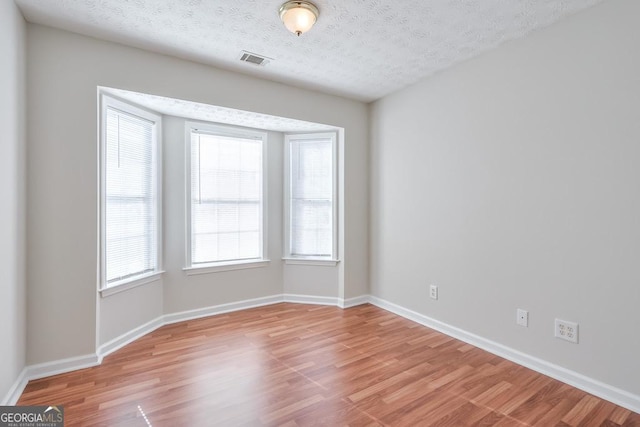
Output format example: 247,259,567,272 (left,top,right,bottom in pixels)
516,309,528,327
429,285,438,300
555,319,579,344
